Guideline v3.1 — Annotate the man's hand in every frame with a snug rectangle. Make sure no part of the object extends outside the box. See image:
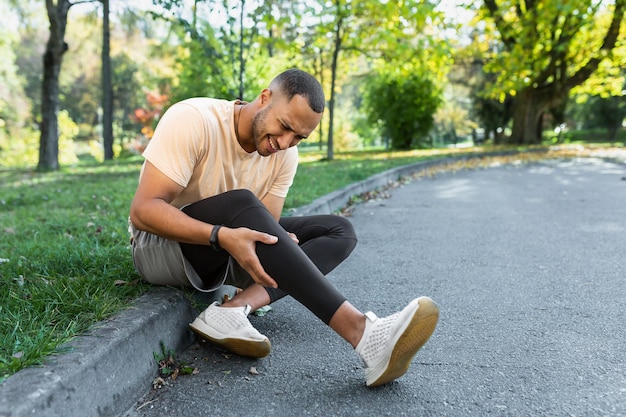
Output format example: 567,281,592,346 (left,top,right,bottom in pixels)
217,226,279,288
288,232,299,244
